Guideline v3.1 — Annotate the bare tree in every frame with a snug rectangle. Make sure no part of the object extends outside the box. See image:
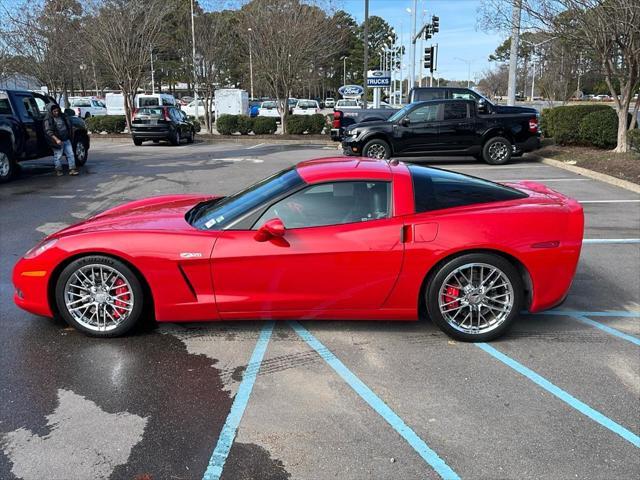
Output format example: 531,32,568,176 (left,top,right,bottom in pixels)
83,0,170,129
480,0,640,152
239,0,346,132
